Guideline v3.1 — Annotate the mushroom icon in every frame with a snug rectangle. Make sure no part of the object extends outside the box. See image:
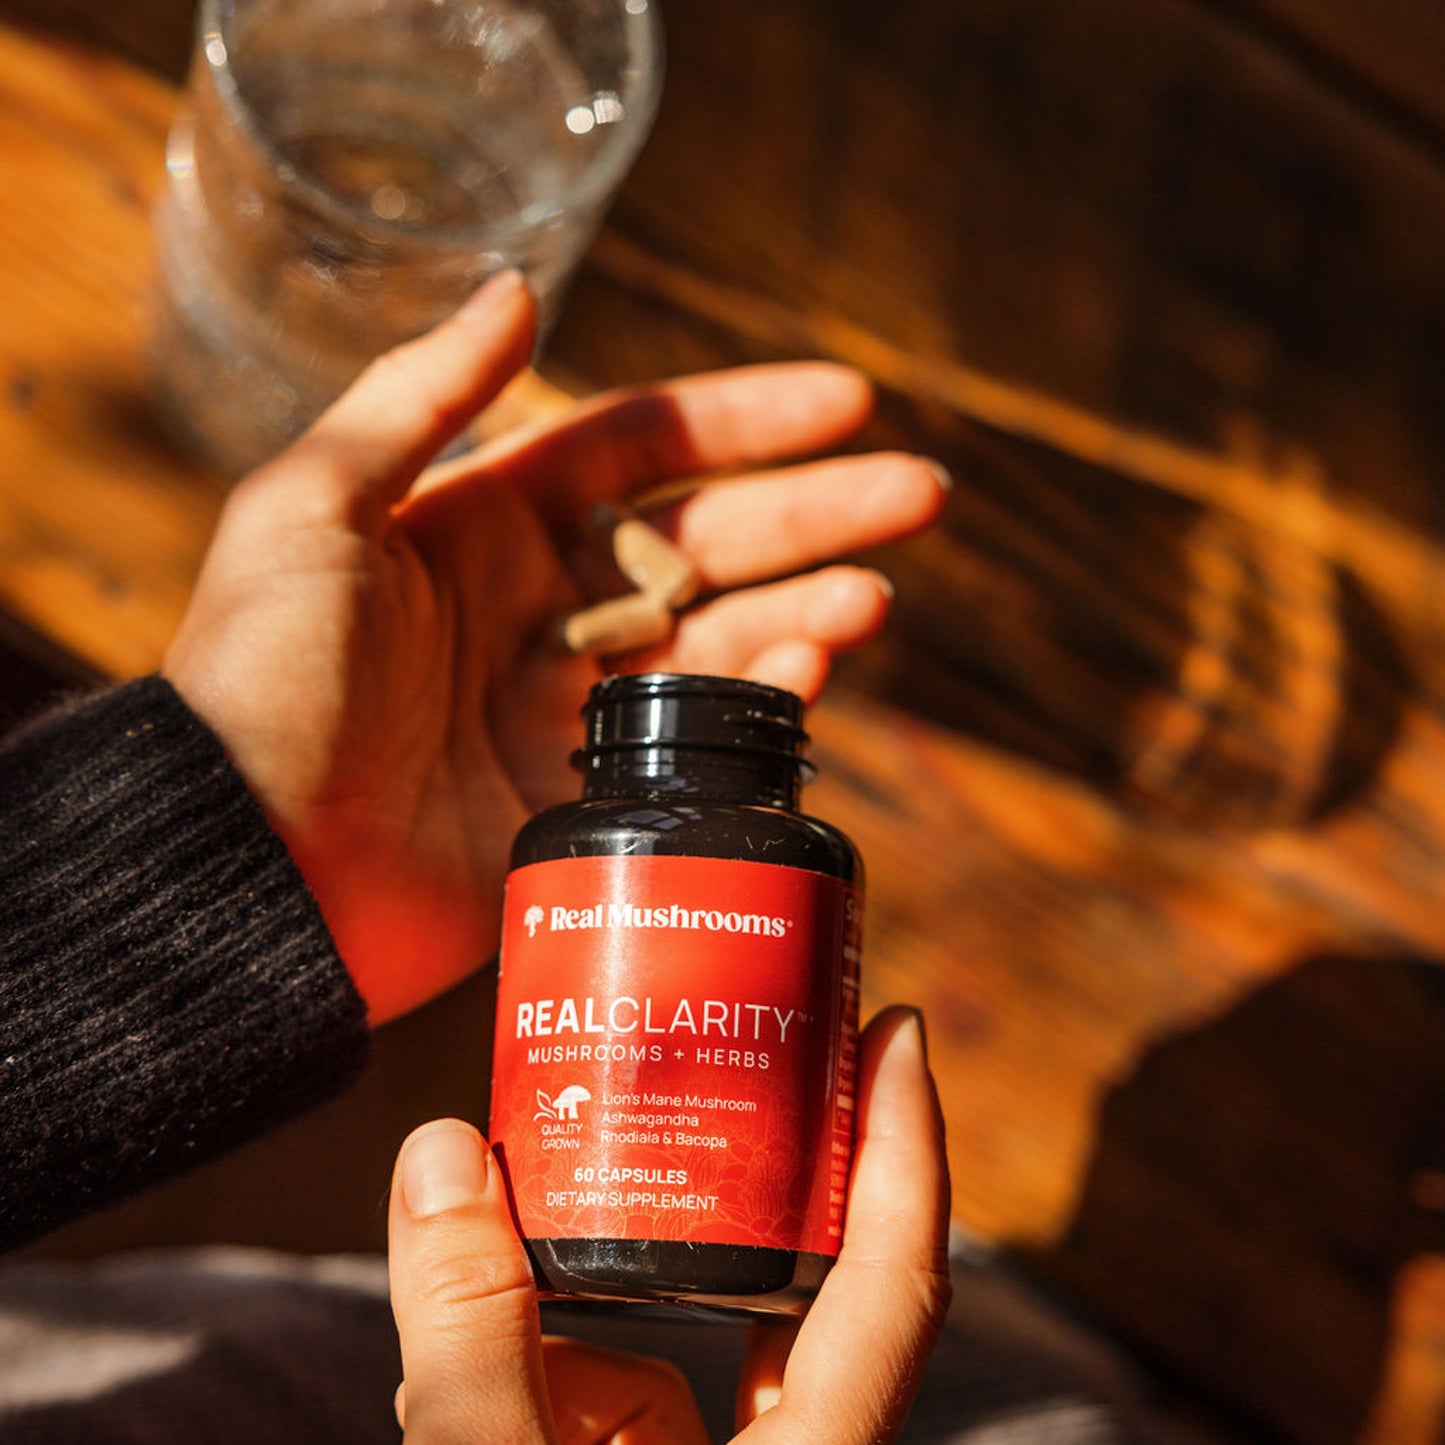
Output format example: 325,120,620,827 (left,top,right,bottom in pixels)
535,1085,593,1121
